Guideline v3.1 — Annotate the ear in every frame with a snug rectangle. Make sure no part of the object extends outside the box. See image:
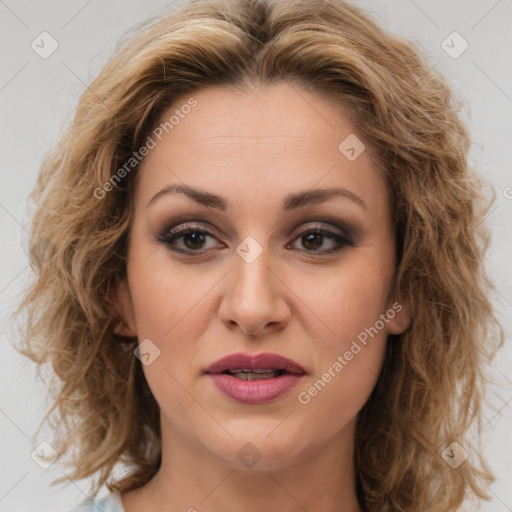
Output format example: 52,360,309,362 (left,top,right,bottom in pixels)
109,276,138,338
385,293,412,335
